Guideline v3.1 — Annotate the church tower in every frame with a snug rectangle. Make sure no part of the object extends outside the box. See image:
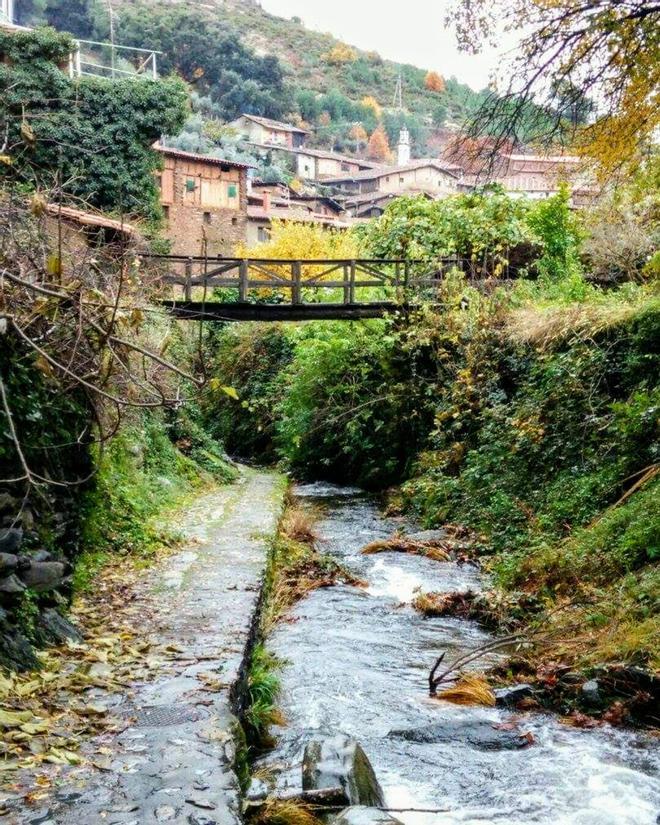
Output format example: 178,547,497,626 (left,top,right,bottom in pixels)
397,127,411,166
